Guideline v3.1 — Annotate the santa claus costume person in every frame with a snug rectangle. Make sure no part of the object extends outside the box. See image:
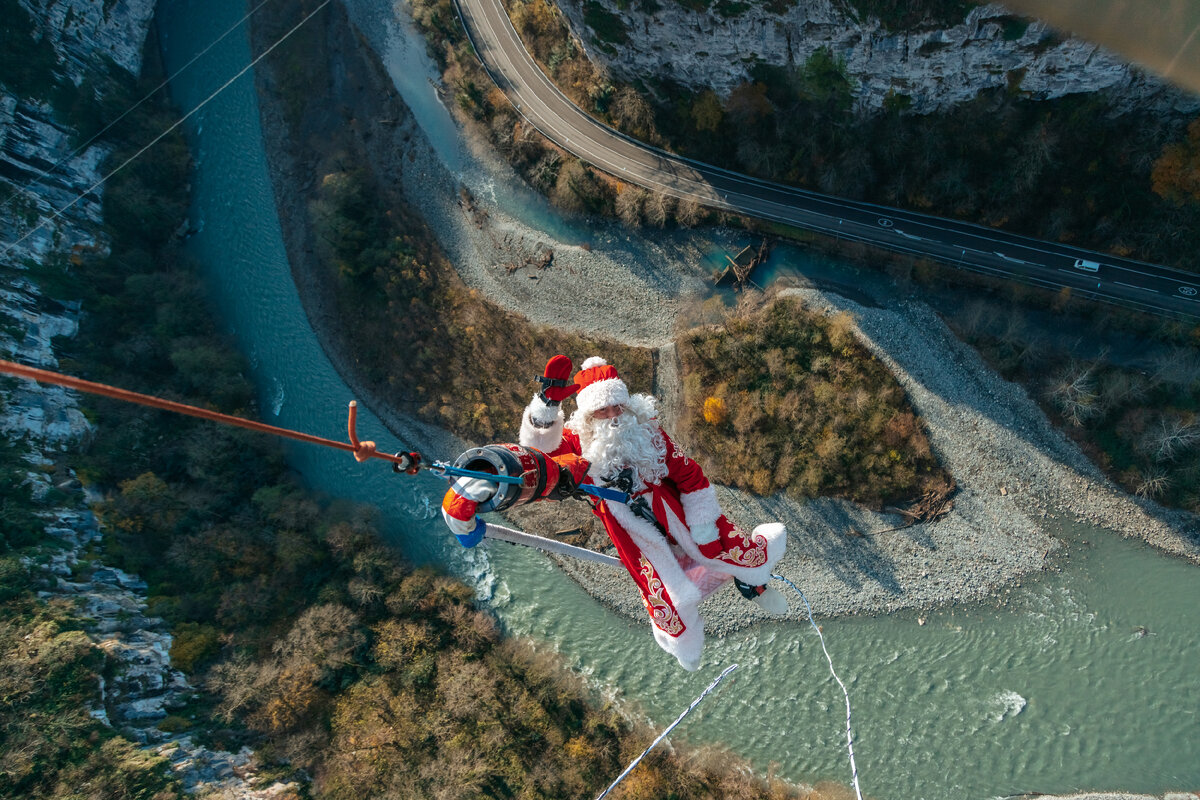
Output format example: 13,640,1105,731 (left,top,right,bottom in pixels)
442,355,788,671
